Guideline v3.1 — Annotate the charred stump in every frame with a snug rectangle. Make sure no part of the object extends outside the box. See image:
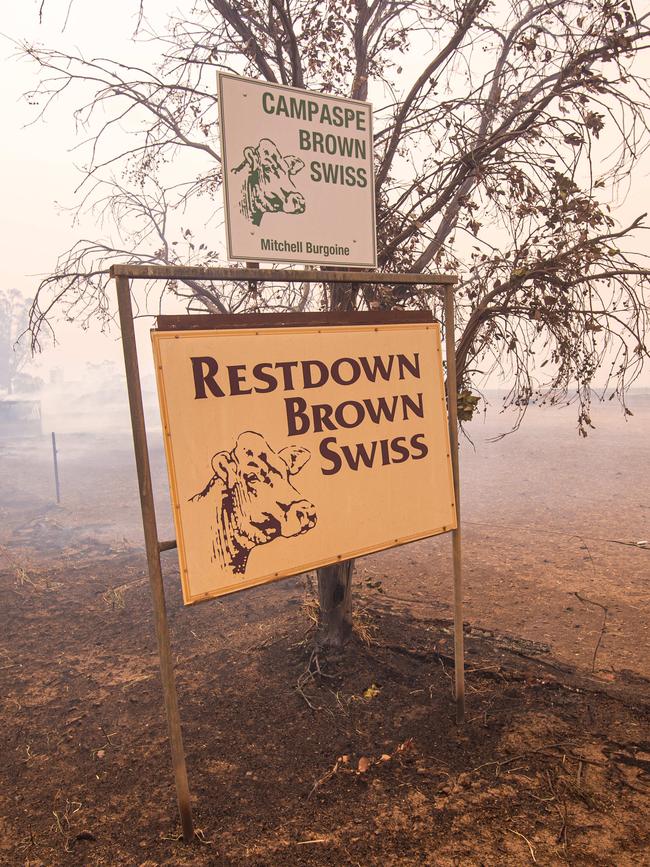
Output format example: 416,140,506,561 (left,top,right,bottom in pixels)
316,560,354,649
